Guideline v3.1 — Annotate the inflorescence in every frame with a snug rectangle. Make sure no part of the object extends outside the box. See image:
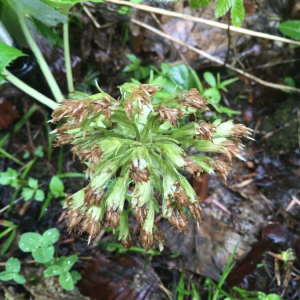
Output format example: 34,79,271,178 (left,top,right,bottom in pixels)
51,83,252,251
